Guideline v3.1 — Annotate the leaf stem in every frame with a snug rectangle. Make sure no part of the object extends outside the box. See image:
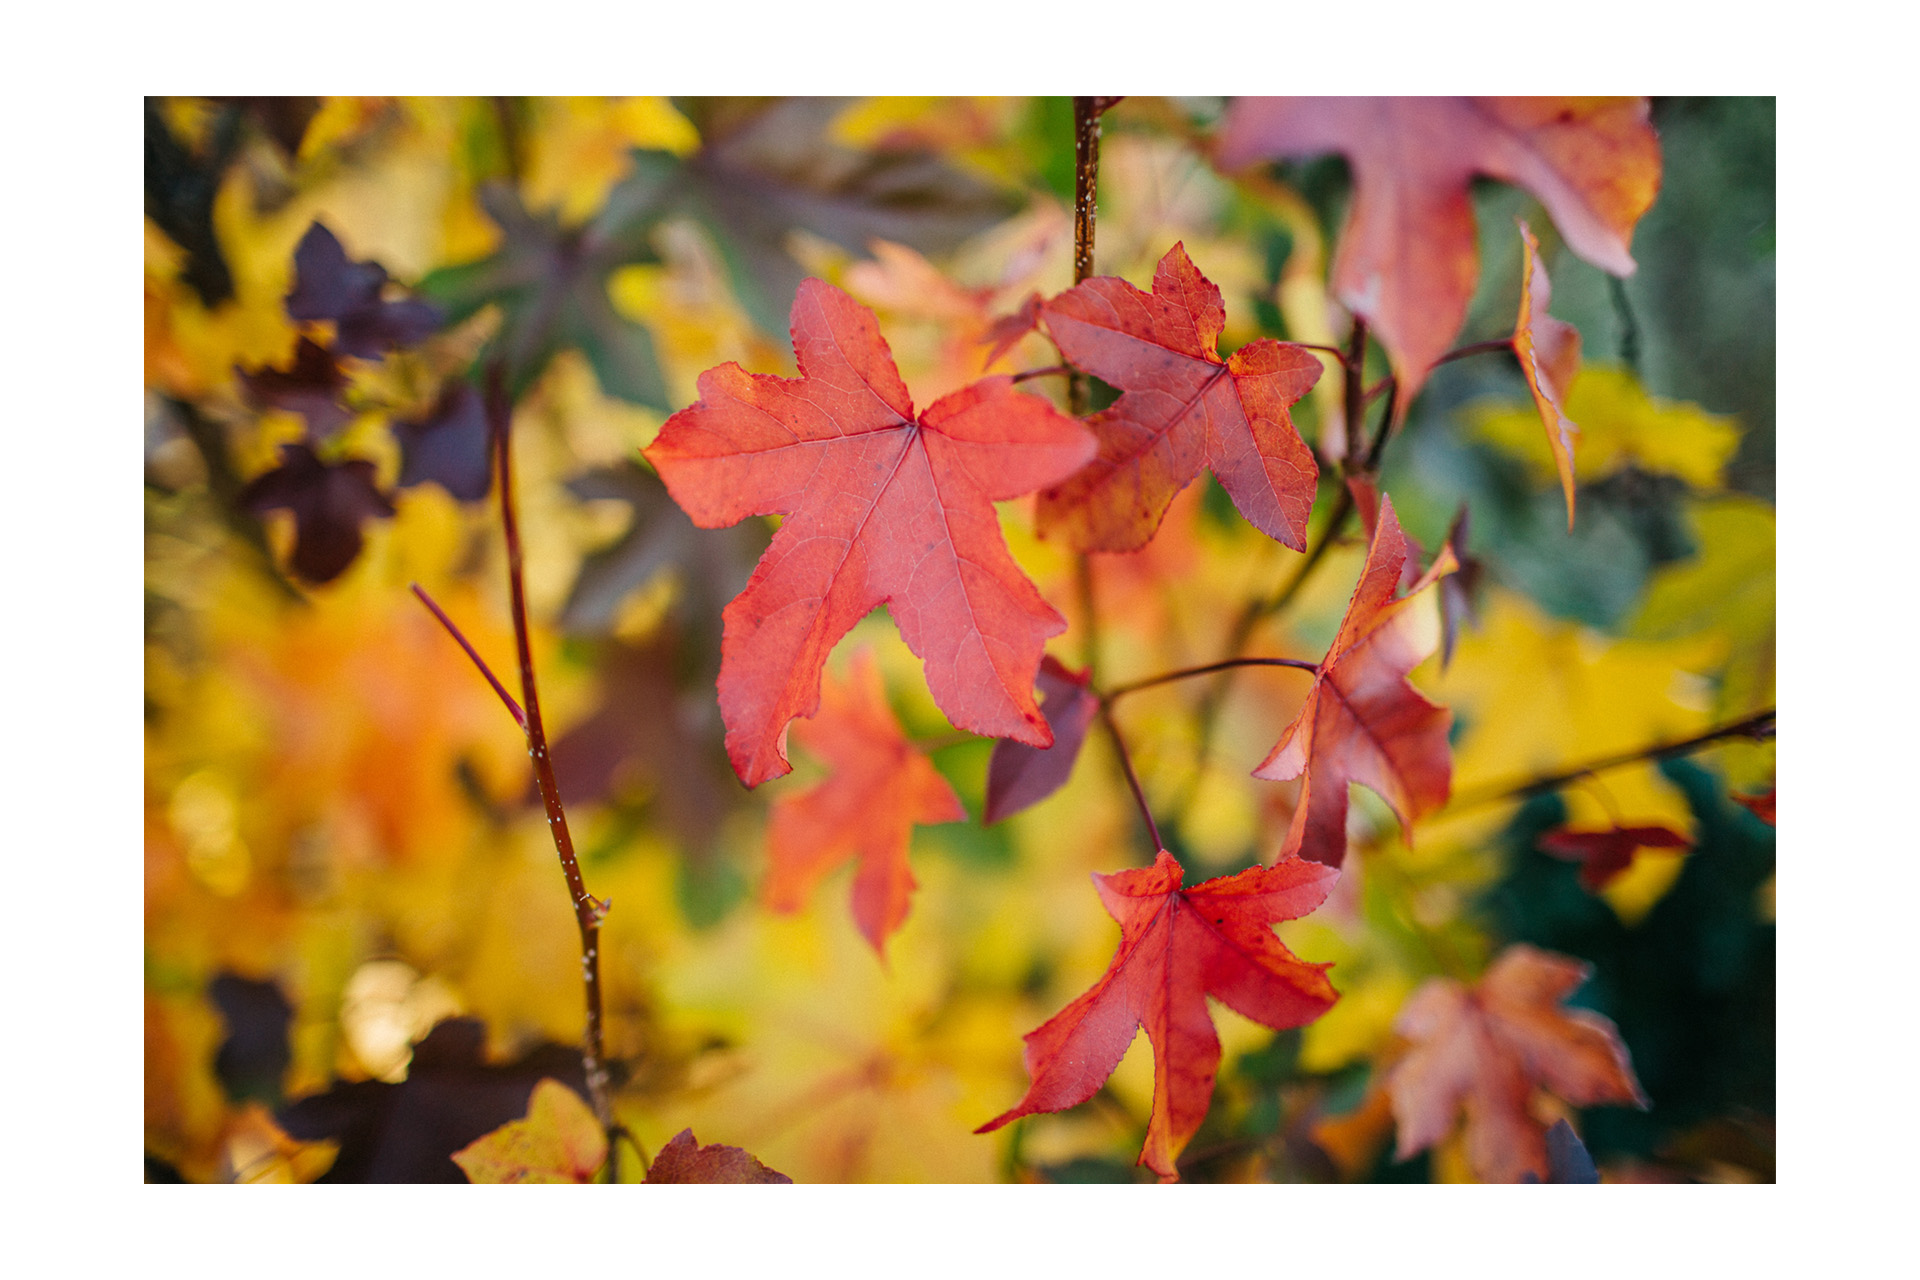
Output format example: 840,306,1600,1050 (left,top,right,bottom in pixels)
486,366,617,1165
410,583,525,728
1430,338,1514,369
1011,364,1071,384
1103,656,1317,703
1448,708,1776,811
1098,702,1163,855
1341,317,1369,471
